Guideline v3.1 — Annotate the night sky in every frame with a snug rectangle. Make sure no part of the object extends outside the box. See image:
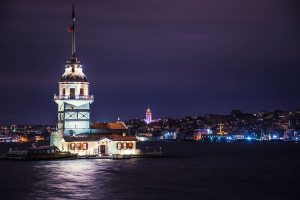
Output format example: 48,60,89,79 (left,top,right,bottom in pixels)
0,0,300,124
